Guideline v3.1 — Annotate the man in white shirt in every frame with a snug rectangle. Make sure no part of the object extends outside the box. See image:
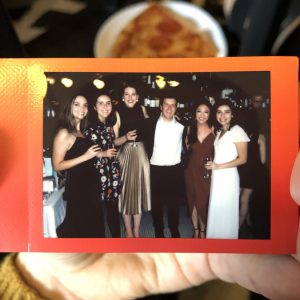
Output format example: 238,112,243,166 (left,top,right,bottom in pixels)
149,97,185,238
